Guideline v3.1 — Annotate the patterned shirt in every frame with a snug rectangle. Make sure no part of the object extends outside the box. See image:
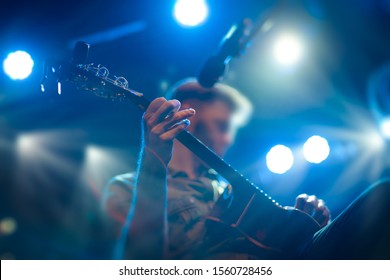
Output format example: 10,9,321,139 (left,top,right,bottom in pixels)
103,168,227,259
103,167,284,259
